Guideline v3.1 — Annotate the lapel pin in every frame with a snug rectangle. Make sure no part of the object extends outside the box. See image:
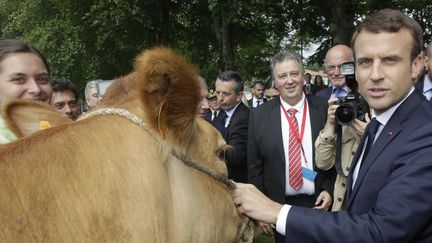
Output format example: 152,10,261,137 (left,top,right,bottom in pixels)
387,131,393,136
